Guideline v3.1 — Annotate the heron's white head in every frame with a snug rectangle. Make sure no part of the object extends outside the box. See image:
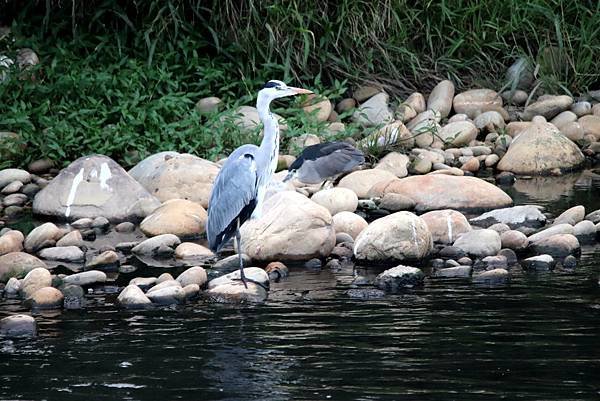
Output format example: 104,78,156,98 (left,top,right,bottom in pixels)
258,80,313,104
